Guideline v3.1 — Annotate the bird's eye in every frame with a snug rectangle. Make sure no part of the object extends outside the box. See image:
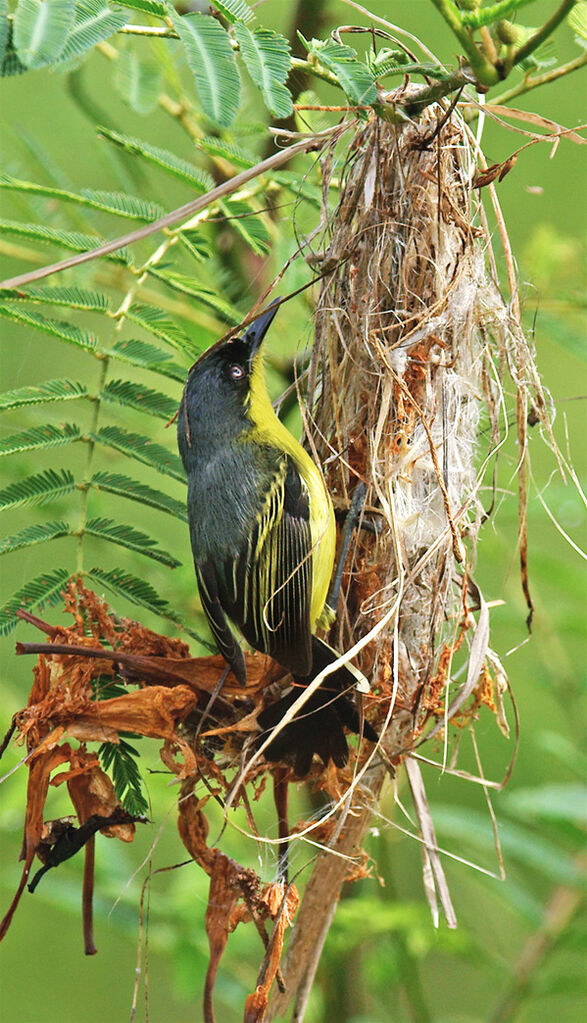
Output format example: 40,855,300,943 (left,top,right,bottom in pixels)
229,363,245,380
